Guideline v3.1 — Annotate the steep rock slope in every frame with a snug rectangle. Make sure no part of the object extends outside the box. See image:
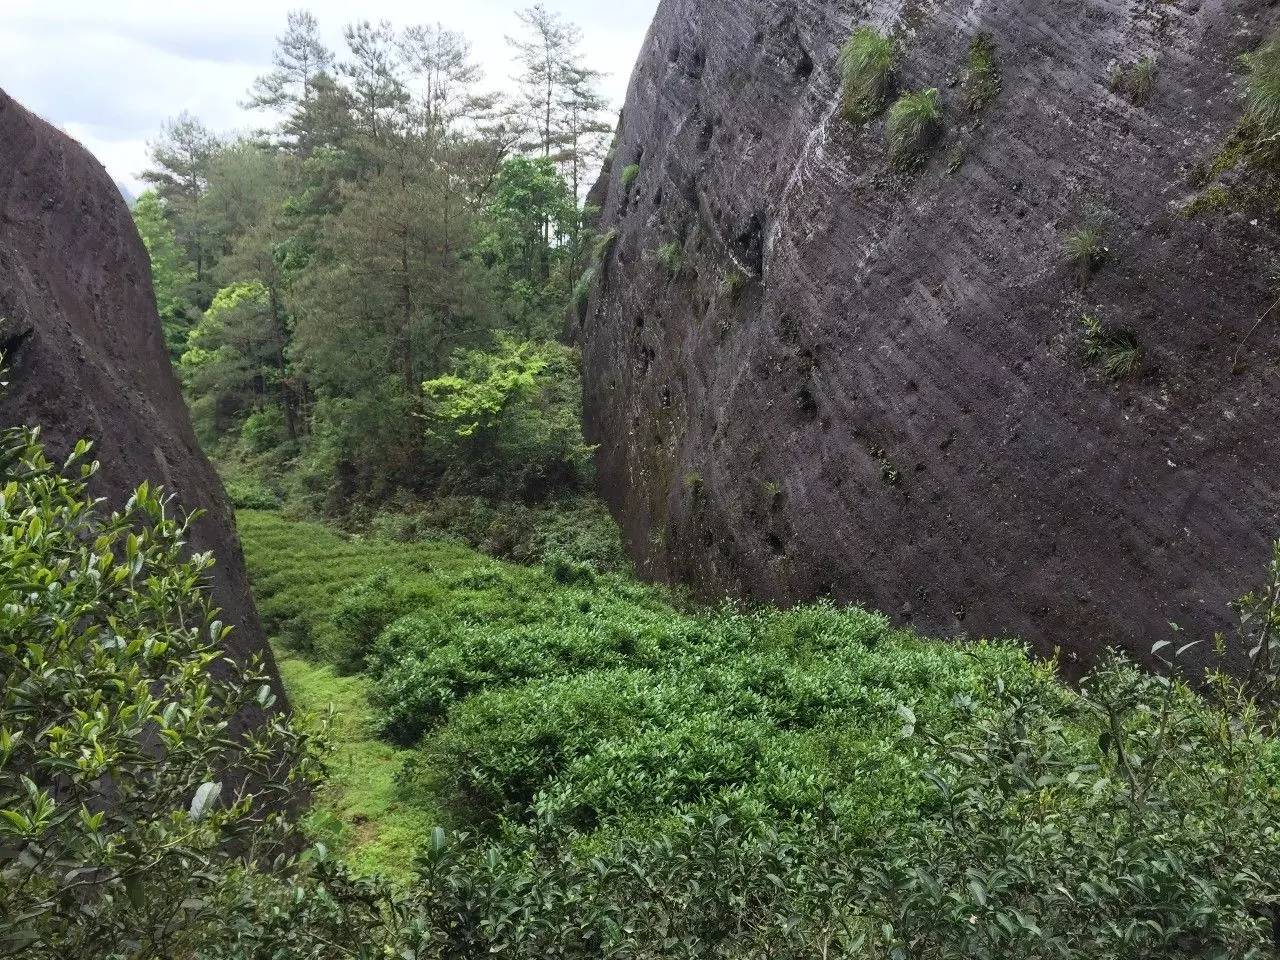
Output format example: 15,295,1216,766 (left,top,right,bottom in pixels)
0,89,282,695
579,0,1280,670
